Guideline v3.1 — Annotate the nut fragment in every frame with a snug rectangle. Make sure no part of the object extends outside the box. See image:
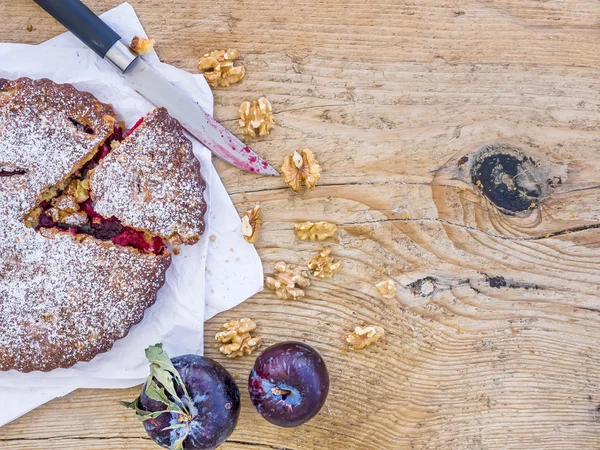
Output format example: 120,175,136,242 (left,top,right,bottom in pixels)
346,326,385,350
199,49,245,87
241,204,261,243
376,279,397,299
295,221,337,241
281,149,321,192
64,179,90,203
129,36,155,55
239,97,274,137
307,246,342,279
265,261,311,300
215,318,261,358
